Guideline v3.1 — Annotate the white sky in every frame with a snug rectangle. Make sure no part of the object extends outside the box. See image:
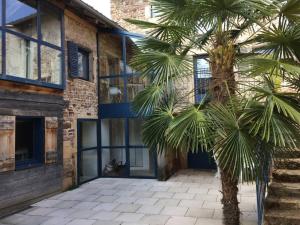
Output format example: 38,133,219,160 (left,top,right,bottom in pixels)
82,0,111,18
